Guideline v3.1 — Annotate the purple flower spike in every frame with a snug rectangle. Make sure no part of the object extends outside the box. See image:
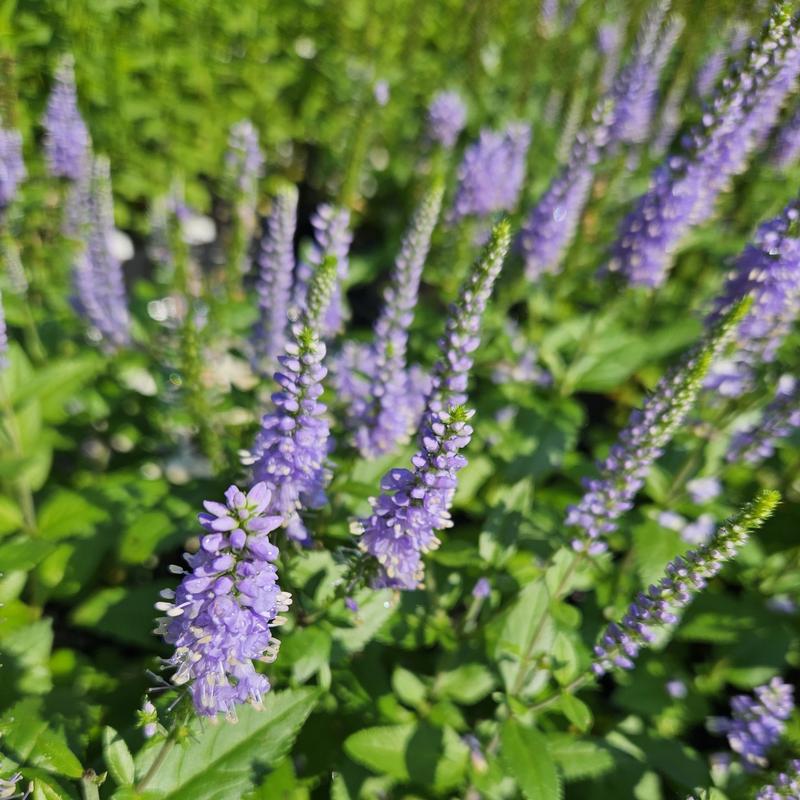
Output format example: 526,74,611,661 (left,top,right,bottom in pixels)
337,184,443,458
356,222,511,589
247,257,338,543
292,204,353,338
609,5,800,289
710,677,794,769
728,375,800,465
705,198,800,397
71,156,131,350
567,298,748,555
42,55,90,181
225,120,264,202
251,185,298,376
756,759,800,799
427,91,467,149
592,491,779,677
451,123,530,220
694,23,750,100
0,125,25,210
597,21,623,92
0,290,7,373
771,102,800,168
157,483,291,719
